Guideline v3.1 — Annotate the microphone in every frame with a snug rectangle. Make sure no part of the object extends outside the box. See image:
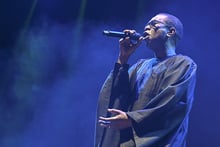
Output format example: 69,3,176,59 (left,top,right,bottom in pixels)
103,30,142,41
